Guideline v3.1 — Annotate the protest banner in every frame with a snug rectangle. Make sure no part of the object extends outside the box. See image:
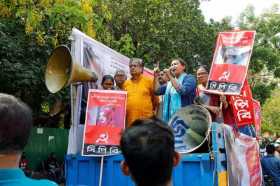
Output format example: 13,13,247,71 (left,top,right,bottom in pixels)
80,30,153,86
224,125,262,186
82,89,127,156
206,30,256,95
